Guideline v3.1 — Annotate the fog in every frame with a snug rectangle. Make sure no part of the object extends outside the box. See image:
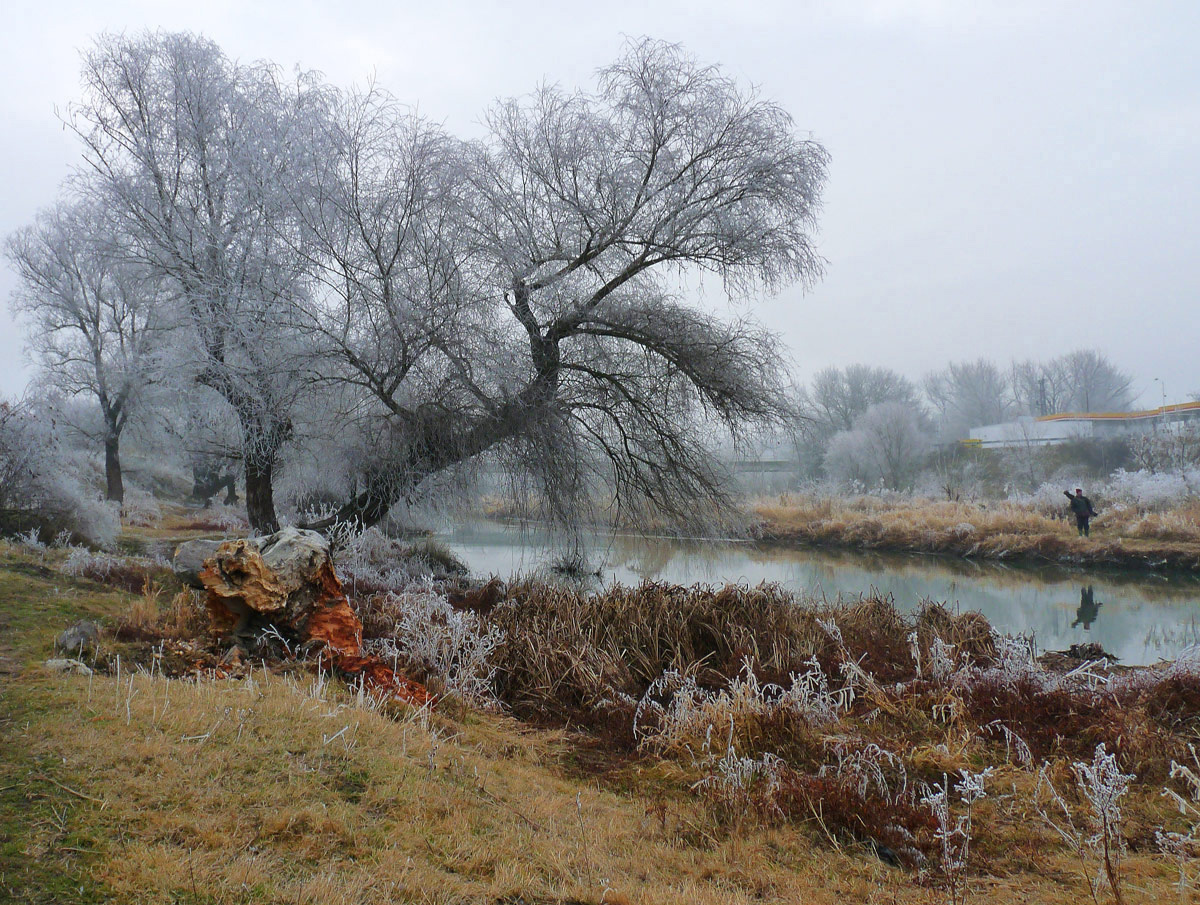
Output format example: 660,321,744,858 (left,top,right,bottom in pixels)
2,0,1197,404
